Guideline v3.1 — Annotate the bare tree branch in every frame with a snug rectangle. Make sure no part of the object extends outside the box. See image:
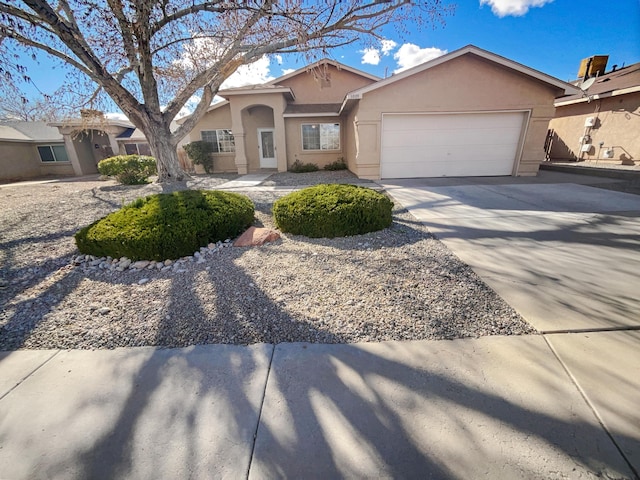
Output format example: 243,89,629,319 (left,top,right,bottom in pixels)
0,0,452,182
